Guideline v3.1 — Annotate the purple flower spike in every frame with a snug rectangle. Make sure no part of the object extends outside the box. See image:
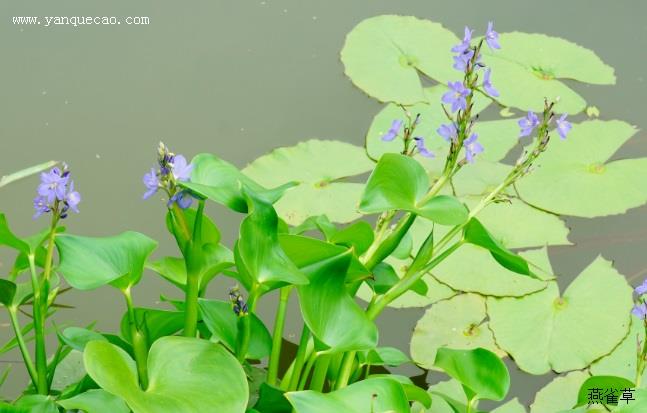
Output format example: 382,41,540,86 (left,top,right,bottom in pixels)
413,137,435,158
464,133,484,163
38,167,69,204
518,111,540,138
485,22,500,50
142,168,159,200
437,123,458,142
65,182,81,213
452,27,473,54
381,119,403,142
453,50,475,72
633,303,647,320
172,155,193,182
636,279,647,295
483,68,499,97
555,114,572,140
442,81,470,113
